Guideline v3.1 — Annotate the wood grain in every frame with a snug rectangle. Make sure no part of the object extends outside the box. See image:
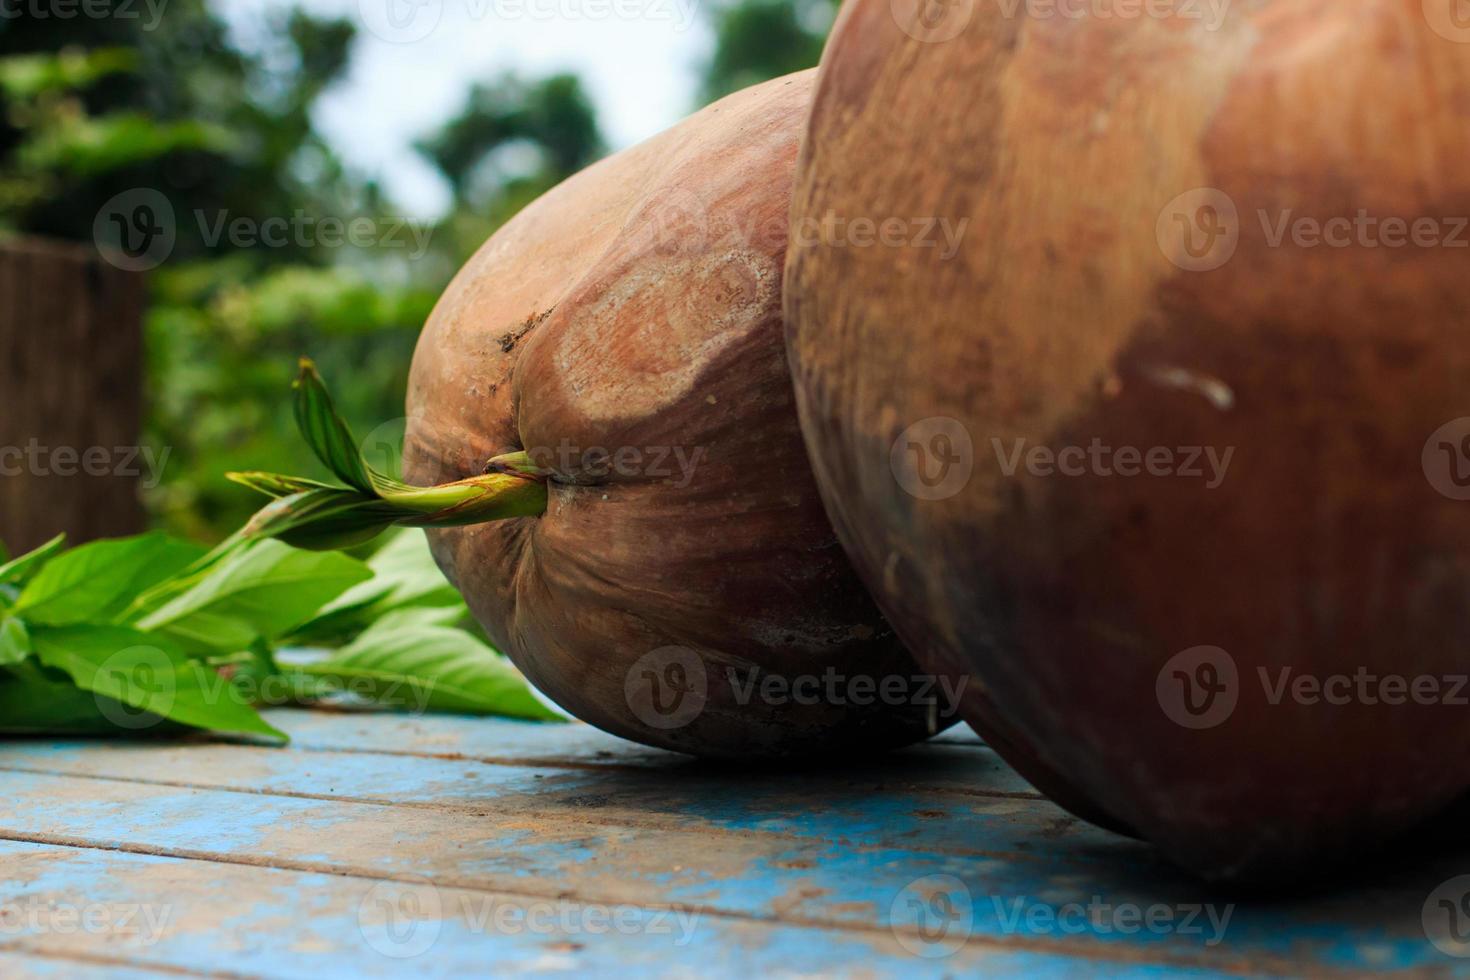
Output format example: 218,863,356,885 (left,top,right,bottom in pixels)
0,710,1466,975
